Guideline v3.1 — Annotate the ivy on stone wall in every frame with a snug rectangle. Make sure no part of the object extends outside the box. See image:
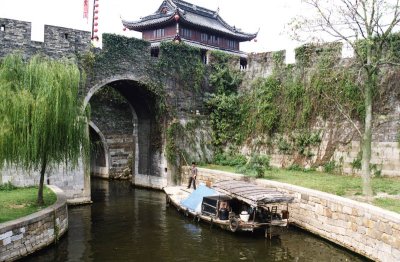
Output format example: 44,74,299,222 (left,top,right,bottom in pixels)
166,121,184,165
157,42,205,92
355,33,400,65
205,51,244,151
242,44,363,135
166,118,210,169
206,42,367,166
208,51,243,94
241,77,281,136
102,34,150,55
89,34,152,75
